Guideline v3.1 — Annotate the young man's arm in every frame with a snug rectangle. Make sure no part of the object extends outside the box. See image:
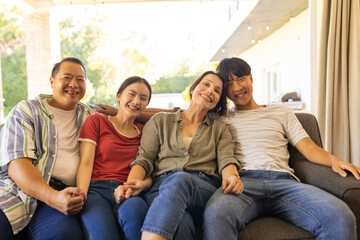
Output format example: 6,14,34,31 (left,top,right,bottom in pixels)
295,137,360,180
136,108,179,124
8,158,85,215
